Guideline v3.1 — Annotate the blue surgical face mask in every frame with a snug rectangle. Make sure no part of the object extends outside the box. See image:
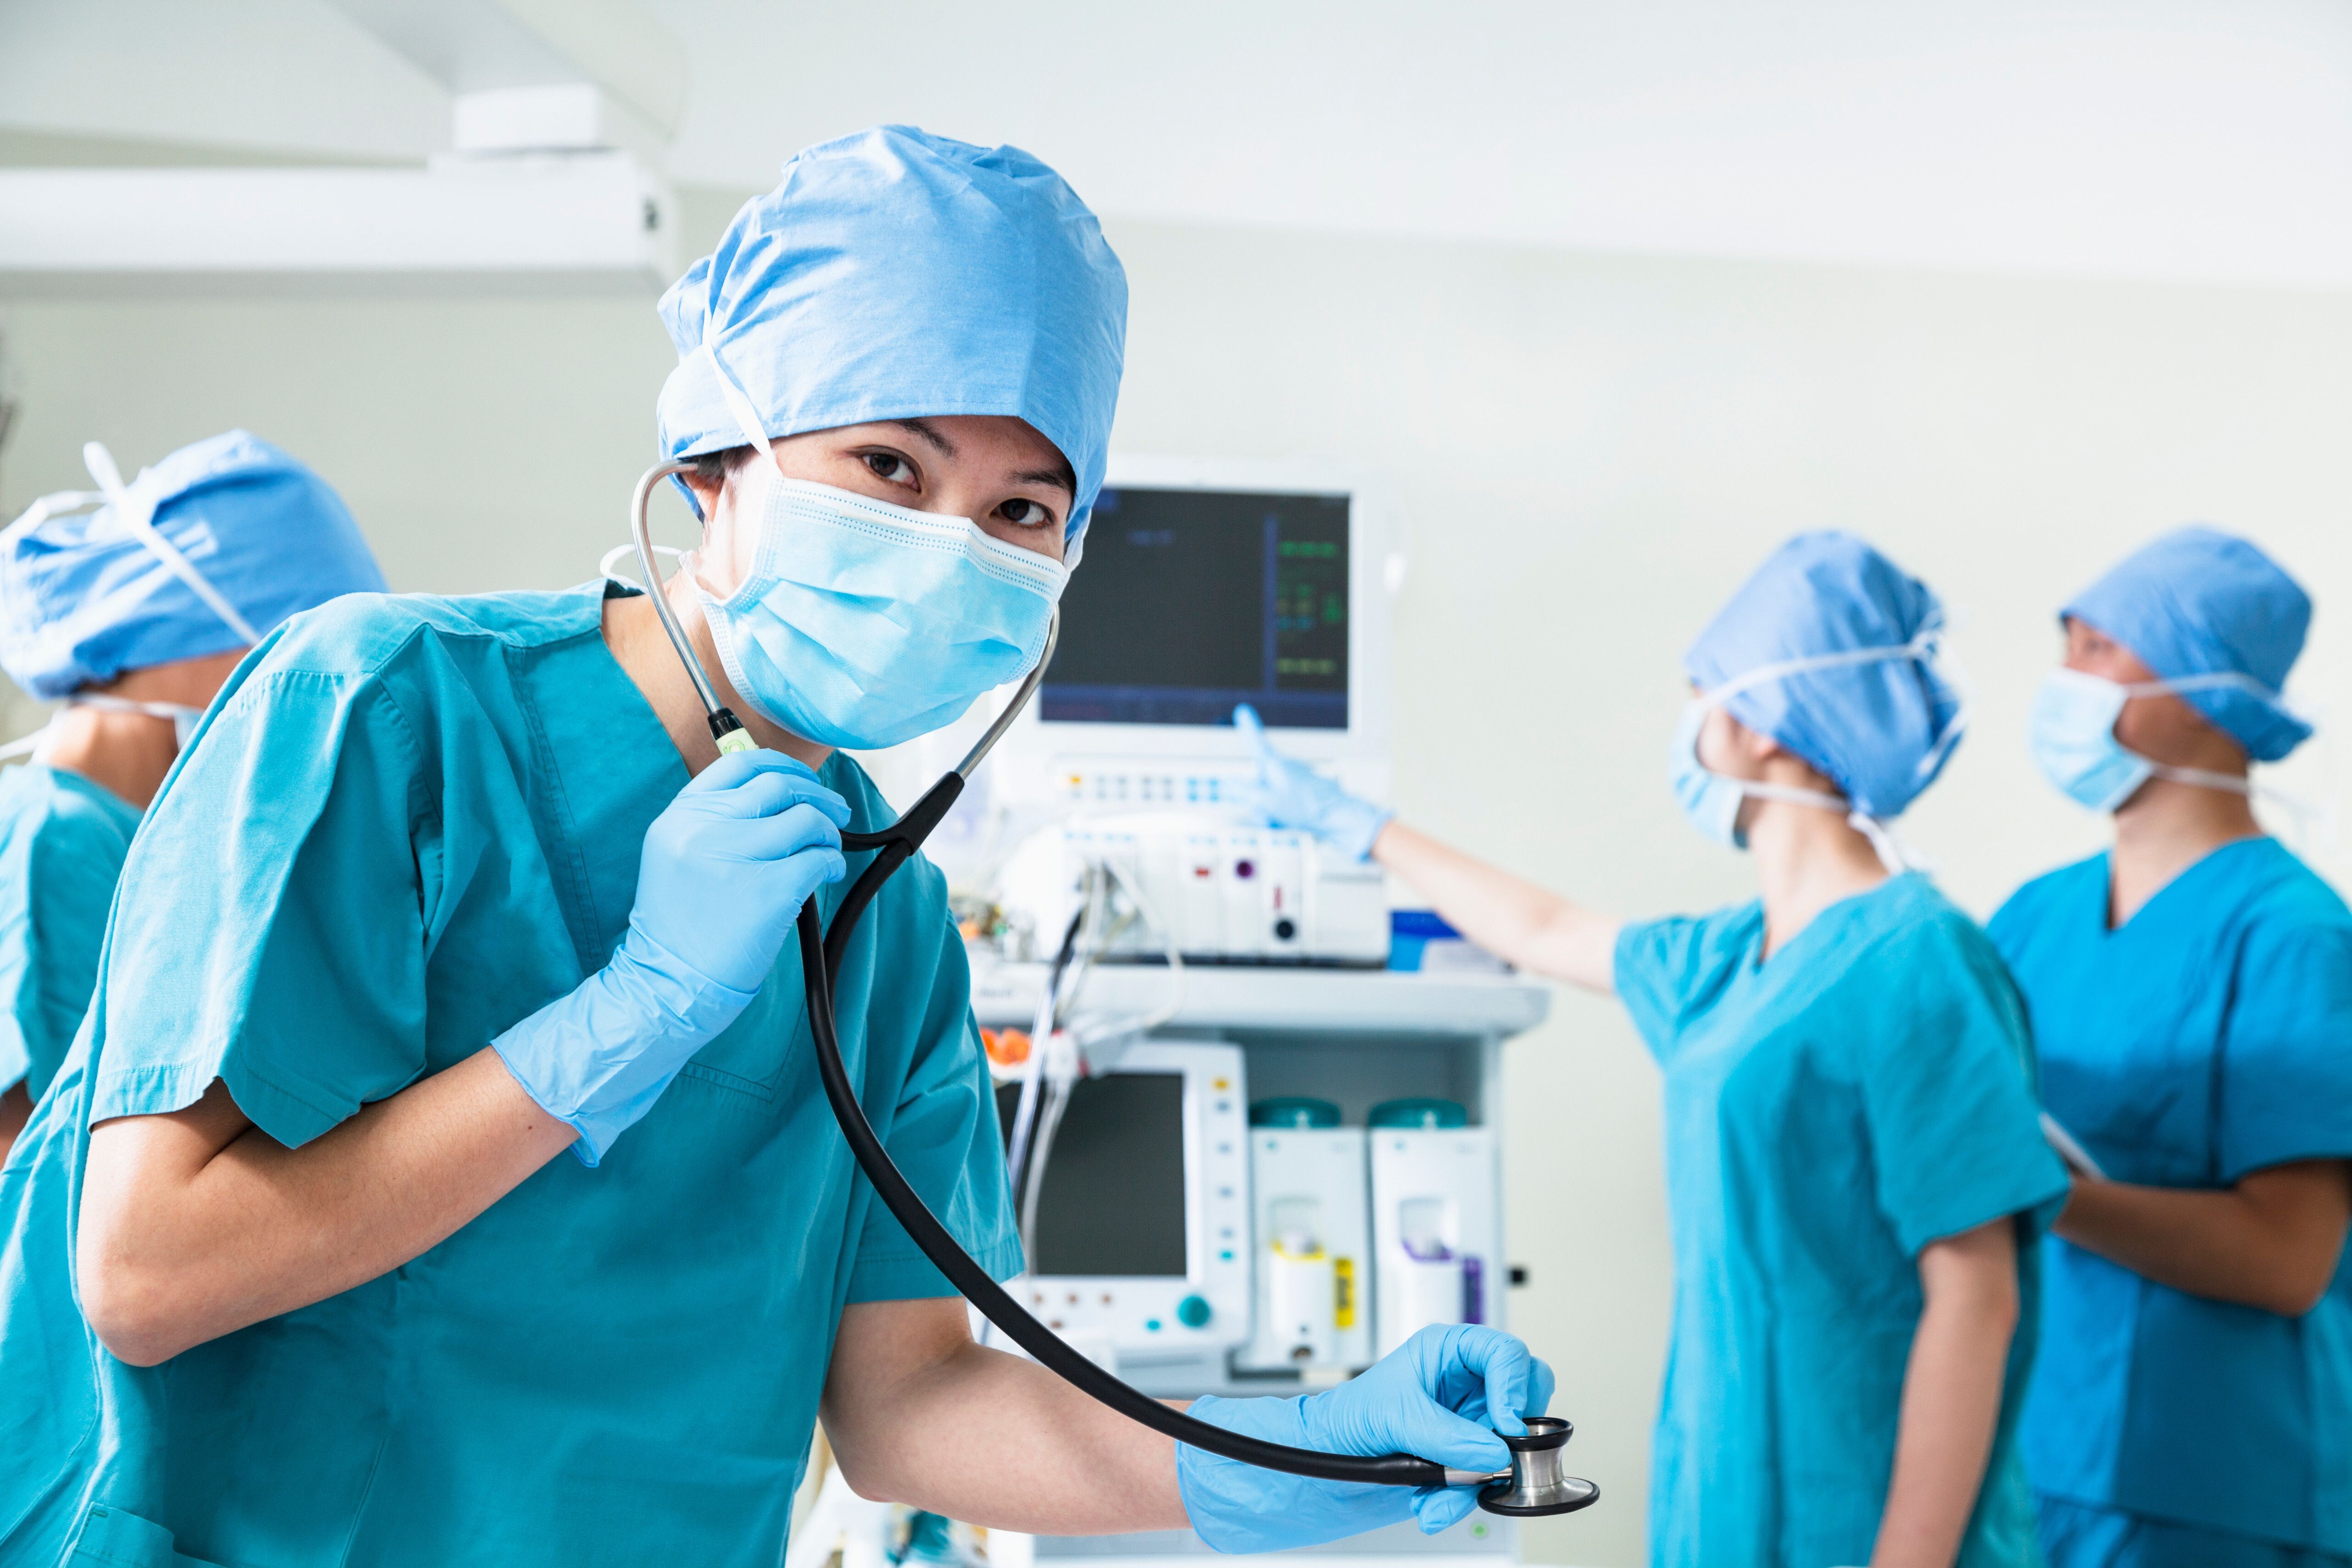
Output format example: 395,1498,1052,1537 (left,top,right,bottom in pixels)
695,458,1065,752
2030,665,2288,813
677,355,1070,752
1671,699,1852,850
2028,668,2151,811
